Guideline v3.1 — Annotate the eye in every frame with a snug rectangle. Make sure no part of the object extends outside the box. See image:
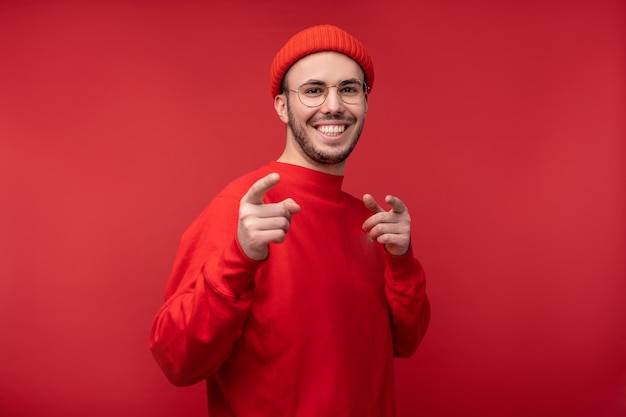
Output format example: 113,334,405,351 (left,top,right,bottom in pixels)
300,85,325,96
339,83,362,96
